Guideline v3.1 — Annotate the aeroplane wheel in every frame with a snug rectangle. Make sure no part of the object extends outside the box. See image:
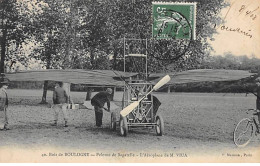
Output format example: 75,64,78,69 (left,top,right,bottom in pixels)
155,114,164,136
119,115,128,136
110,112,117,131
